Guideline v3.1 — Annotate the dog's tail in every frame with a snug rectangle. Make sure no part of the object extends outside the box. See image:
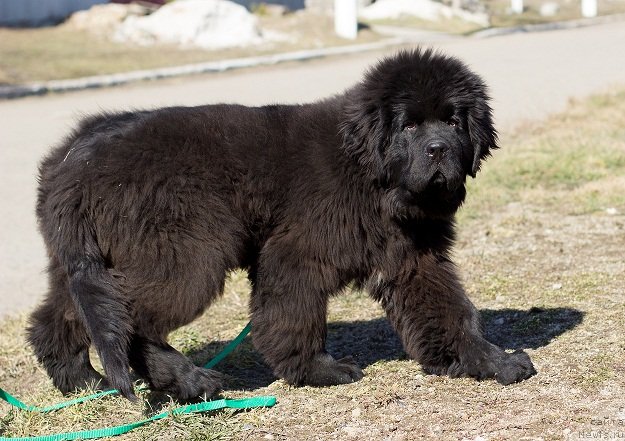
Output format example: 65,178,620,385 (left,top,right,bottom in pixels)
38,182,136,400
66,252,136,400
